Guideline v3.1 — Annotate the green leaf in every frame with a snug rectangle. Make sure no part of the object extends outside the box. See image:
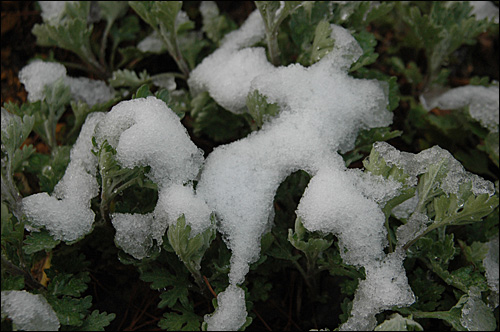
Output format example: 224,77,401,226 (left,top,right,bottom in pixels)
109,69,150,88
178,31,209,70
1,202,24,247
46,295,93,327
76,310,116,331
363,146,412,186
191,92,250,142
478,132,499,168
310,20,334,65
132,84,153,99
159,306,201,331
459,288,496,331
37,145,71,193
408,267,446,312
246,90,280,129
415,159,448,212
167,215,216,273
0,274,25,291
200,1,237,44
140,268,190,310
158,282,190,310
11,144,36,174
23,229,60,255
1,109,34,158
375,313,423,331
289,1,333,65
32,11,101,72
129,1,190,75
417,233,457,268
288,217,332,259
98,1,128,24
459,240,489,269
433,192,499,226
110,15,141,54
46,271,90,297
350,30,378,72
344,127,402,166
448,266,489,292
